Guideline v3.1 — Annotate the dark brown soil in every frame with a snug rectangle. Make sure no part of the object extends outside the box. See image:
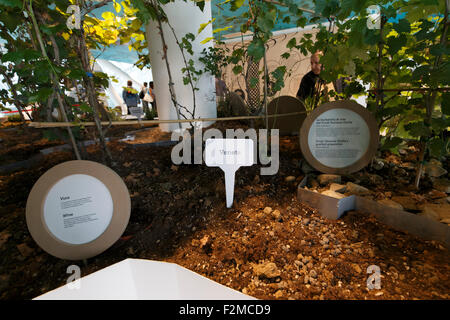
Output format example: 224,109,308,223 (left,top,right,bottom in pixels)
0,121,449,300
